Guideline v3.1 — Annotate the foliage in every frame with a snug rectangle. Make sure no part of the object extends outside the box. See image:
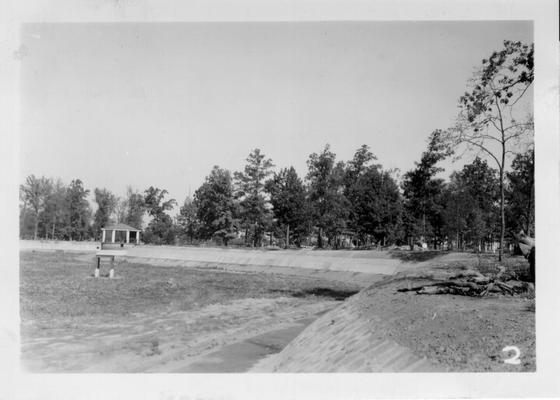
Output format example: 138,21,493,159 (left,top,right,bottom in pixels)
343,144,379,191
144,187,176,218
123,187,146,230
176,196,200,244
351,167,403,245
113,197,128,225
505,148,534,236
64,179,92,241
19,140,533,251
265,166,310,247
442,158,499,251
93,188,118,240
142,214,176,245
20,175,52,240
142,187,176,245
234,149,275,246
402,130,451,247
447,40,534,260
194,166,238,245
306,144,350,248
39,179,68,240
343,145,390,246
459,41,533,127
